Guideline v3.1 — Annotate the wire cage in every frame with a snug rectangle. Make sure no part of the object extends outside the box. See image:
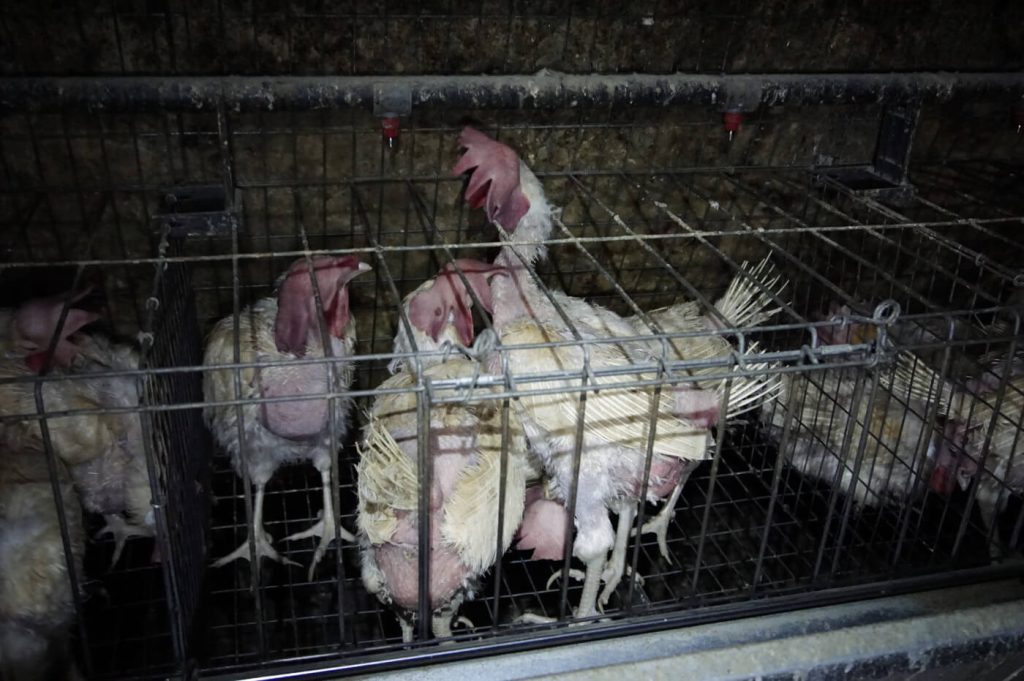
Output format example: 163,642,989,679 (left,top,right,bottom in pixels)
1,4,1024,681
